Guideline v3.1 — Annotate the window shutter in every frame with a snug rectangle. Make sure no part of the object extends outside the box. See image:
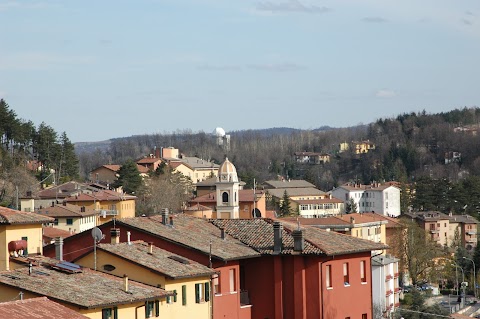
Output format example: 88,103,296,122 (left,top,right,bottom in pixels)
155,300,159,317
113,307,118,319
182,285,187,305
173,289,177,302
145,302,148,318
195,283,200,303
205,282,210,302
